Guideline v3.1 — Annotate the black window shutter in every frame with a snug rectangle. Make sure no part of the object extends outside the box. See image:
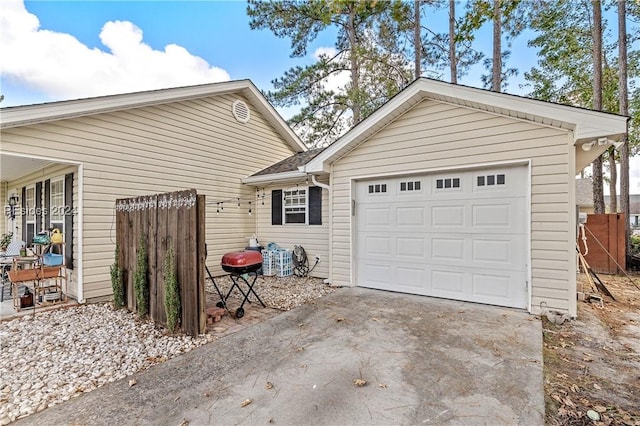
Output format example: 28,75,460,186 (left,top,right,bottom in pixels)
272,190,282,225
64,173,74,269
44,179,51,229
35,182,42,233
21,186,26,241
309,186,322,225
